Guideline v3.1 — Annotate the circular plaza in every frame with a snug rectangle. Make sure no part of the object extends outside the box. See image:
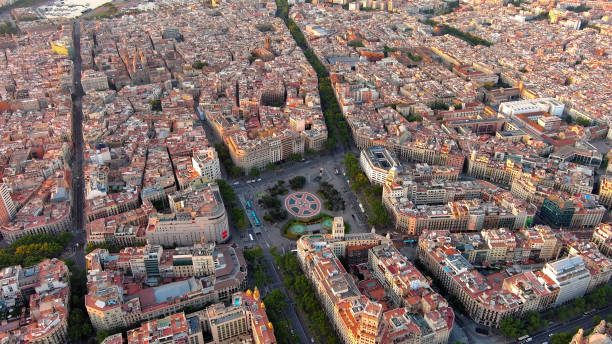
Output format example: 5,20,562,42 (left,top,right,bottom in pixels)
284,191,321,218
